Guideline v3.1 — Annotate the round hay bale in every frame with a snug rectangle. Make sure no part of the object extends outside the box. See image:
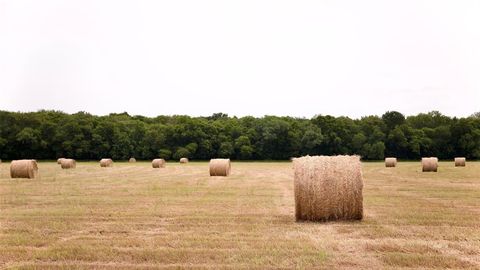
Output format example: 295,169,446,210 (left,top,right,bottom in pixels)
100,158,113,167
385,157,397,167
293,155,363,222
57,158,65,164
209,159,231,176
454,157,466,167
179,158,189,164
129,157,136,163
152,158,166,168
61,159,76,169
422,157,438,172
10,160,38,179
